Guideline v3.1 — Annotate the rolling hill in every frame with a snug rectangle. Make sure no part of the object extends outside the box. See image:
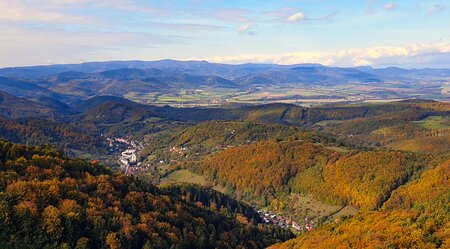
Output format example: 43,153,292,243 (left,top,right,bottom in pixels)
0,76,61,99
270,159,450,249
2,60,450,81
1,60,448,106
0,90,448,248
0,91,64,119
0,140,292,248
